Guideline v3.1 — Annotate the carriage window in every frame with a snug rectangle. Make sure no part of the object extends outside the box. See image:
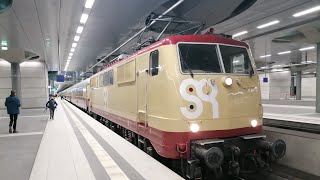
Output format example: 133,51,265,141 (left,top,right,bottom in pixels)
178,44,222,73
149,50,159,76
219,45,253,74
